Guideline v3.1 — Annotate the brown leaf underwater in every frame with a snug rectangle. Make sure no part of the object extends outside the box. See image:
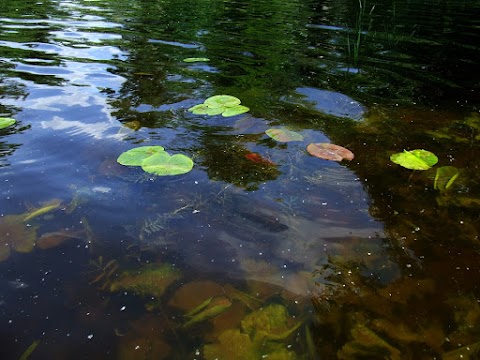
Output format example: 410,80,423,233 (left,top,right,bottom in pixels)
306,143,354,161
